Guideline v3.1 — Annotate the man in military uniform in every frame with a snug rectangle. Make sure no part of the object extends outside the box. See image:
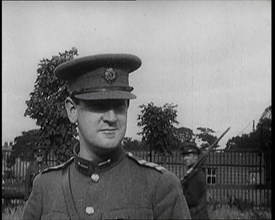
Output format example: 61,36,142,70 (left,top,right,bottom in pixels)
181,143,209,219
24,146,49,201
22,54,191,219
